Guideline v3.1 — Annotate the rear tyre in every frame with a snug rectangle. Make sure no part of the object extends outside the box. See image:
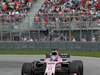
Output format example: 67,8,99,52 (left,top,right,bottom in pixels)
21,63,32,75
